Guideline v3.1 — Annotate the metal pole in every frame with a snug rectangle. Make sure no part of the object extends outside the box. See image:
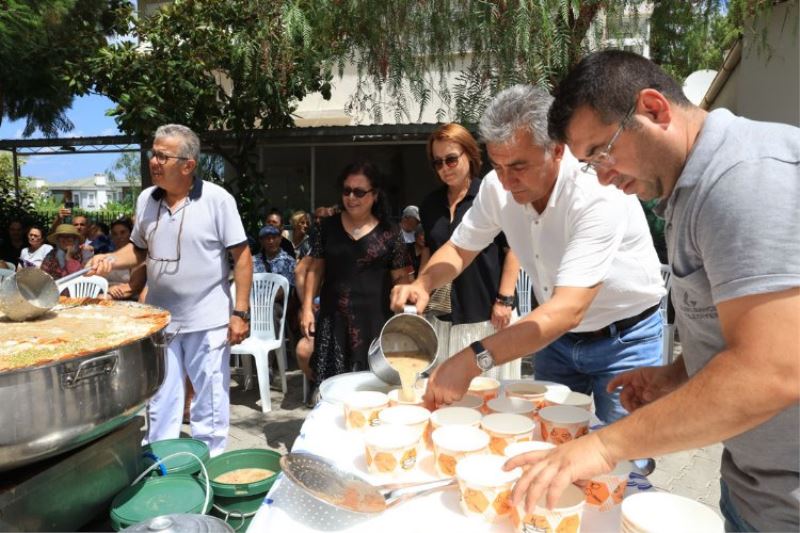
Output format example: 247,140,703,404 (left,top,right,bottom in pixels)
310,145,316,211
12,148,20,210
